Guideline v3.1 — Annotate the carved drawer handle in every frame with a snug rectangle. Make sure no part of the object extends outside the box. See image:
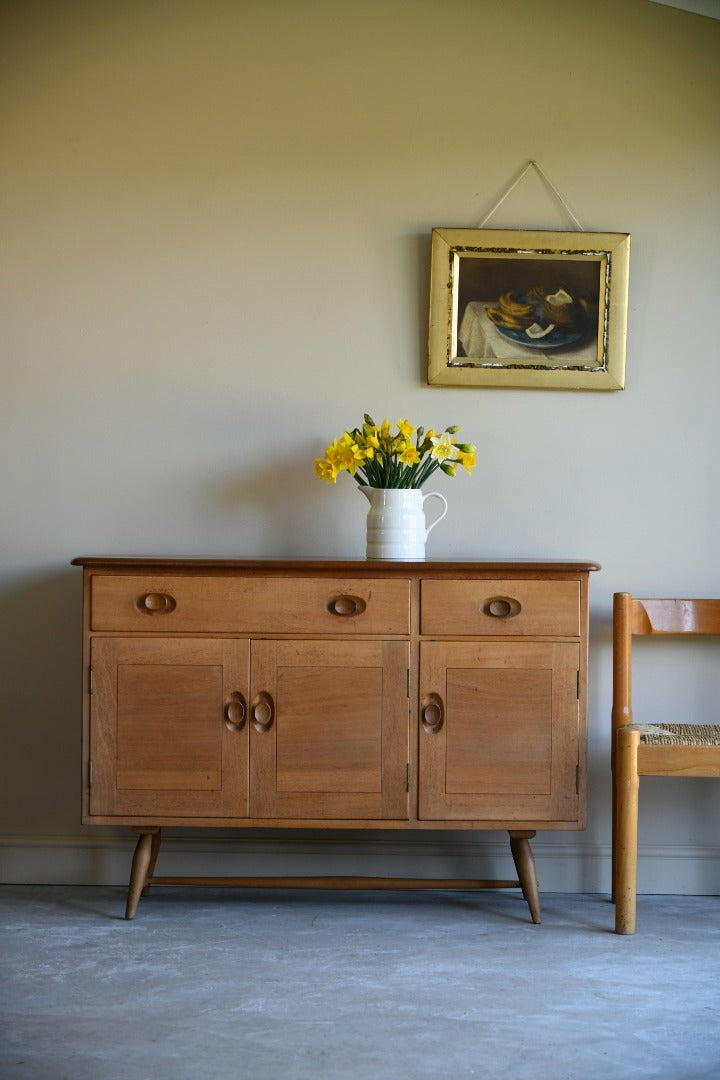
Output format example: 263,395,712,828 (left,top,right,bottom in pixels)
251,692,274,732
421,694,444,734
138,592,176,615
224,693,247,732
484,596,521,619
328,595,367,617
